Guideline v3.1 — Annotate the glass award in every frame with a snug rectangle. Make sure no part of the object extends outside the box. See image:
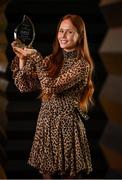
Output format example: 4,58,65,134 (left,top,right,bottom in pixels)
14,15,35,47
